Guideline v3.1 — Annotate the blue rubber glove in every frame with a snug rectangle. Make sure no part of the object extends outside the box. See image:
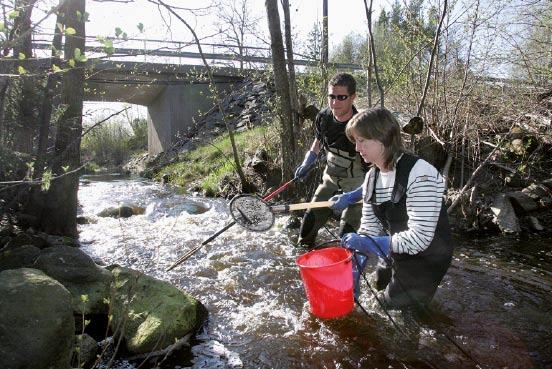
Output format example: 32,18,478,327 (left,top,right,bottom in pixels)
341,233,391,259
329,186,363,212
294,150,317,179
